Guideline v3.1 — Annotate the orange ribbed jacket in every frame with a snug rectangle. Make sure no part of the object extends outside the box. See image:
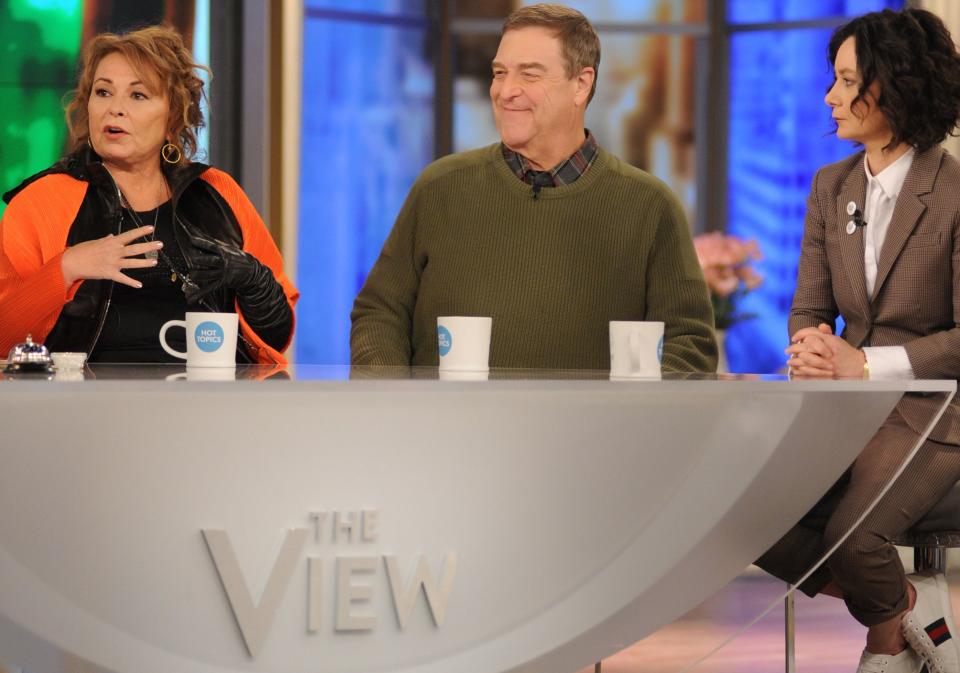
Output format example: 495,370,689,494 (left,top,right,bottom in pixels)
0,167,299,364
